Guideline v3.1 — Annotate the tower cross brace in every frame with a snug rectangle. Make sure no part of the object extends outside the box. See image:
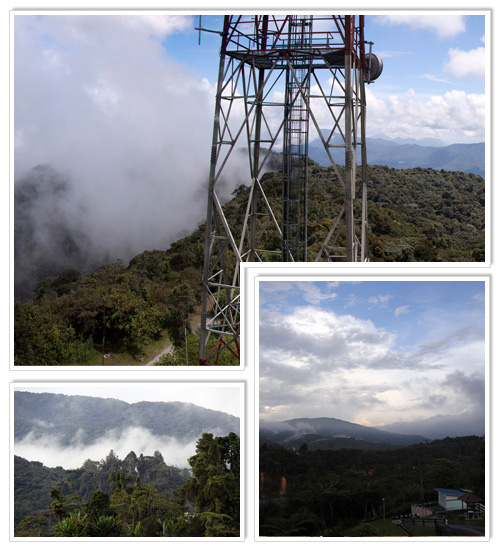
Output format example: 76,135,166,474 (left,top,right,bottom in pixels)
199,15,377,365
